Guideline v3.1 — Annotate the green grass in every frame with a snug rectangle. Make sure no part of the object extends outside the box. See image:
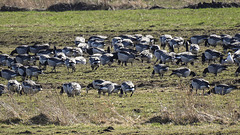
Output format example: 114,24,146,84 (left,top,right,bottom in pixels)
0,8,240,134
